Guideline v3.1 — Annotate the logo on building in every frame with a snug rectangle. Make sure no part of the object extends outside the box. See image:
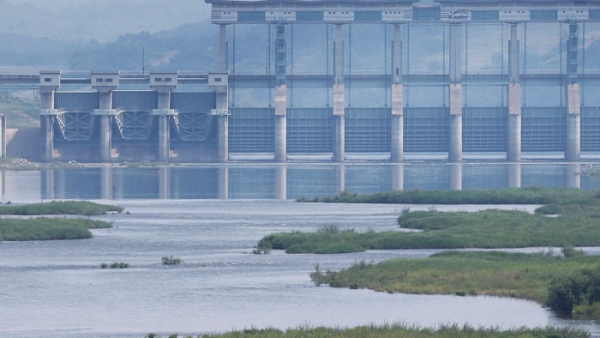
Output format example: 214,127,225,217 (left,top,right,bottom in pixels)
448,9,470,20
